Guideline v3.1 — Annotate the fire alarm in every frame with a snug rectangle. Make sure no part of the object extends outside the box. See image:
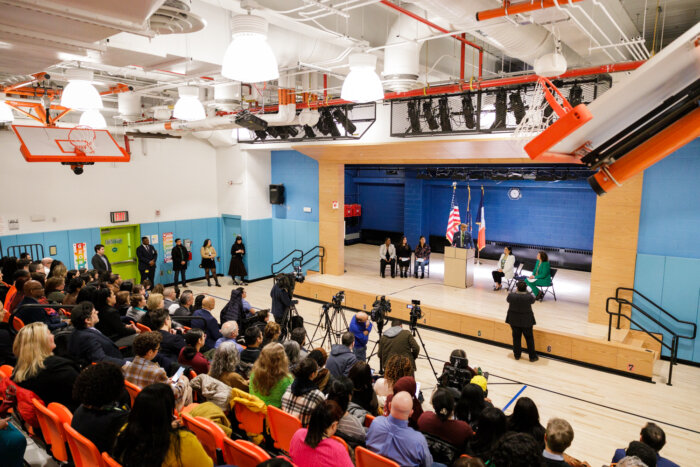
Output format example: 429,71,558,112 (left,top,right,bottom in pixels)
332,201,339,209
